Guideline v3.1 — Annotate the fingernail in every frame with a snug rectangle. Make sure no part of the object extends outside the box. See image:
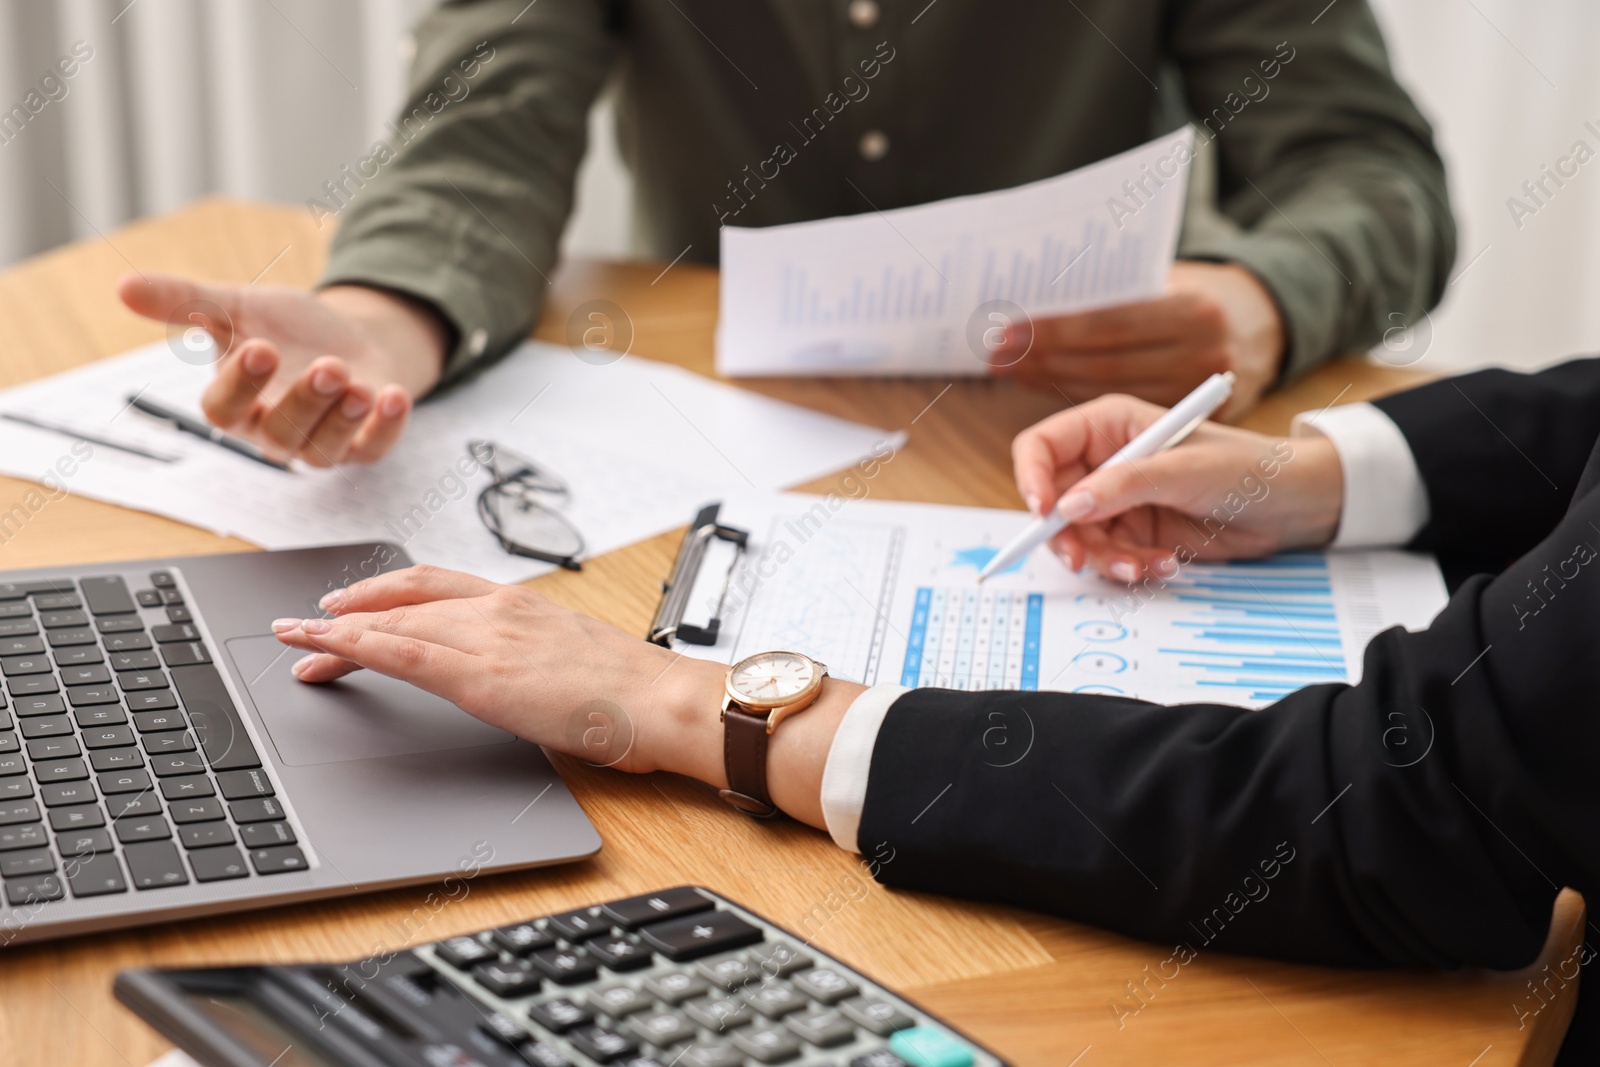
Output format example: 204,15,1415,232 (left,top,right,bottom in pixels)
291,654,315,676
271,618,300,633
1111,560,1140,584
1024,493,1041,516
1057,490,1095,523
312,368,343,396
318,590,345,611
301,618,332,634
340,392,370,419
380,392,407,418
244,346,274,376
